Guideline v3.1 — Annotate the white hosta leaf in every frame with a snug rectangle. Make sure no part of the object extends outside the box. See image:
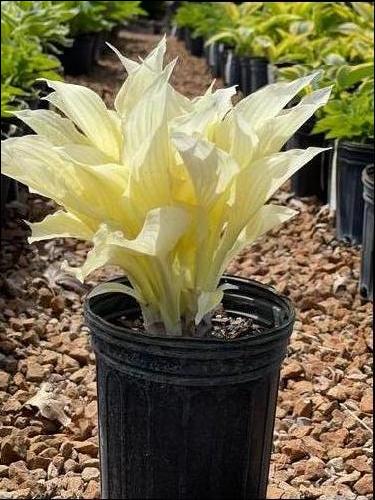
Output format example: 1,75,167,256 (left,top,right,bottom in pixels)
14,109,89,146
27,210,94,243
1,135,69,201
106,207,190,257
230,112,259,168
172,132,239,207
87,282,145,304
231,147,329,226
143,34,167,72
236,72,321,129
106,42,140,73
171,86,236,137
122,60,175,165
55,144,114,165
253,86,332,157
43,81,121,160
217,204,298,280
195,284,237,325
